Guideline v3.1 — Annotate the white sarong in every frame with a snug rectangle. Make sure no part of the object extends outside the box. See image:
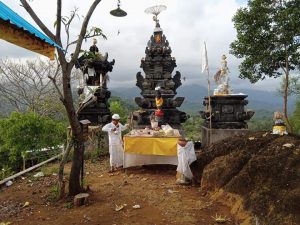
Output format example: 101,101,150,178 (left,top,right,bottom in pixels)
102,122,127,167
109,144,123,167
176,141,197,179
